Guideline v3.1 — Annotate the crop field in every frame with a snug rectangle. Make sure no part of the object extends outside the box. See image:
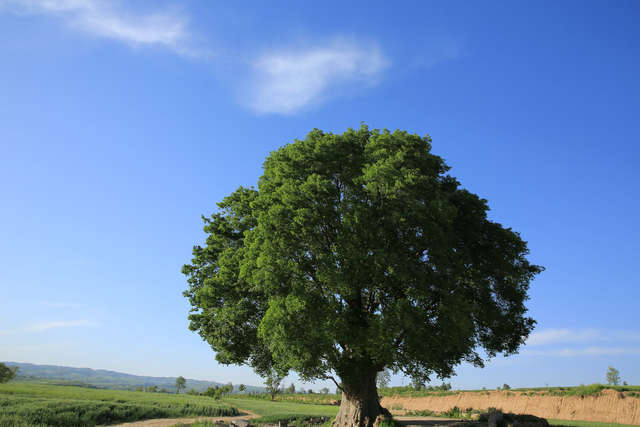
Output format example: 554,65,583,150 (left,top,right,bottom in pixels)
0,382,238,427
223,396,338,419
234,393,340,406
